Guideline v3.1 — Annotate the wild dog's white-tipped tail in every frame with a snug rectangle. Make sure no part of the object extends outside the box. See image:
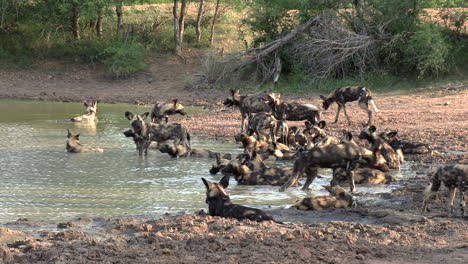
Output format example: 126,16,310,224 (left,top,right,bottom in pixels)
422,183,436,212
370,99,379,112
423,184,433,198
